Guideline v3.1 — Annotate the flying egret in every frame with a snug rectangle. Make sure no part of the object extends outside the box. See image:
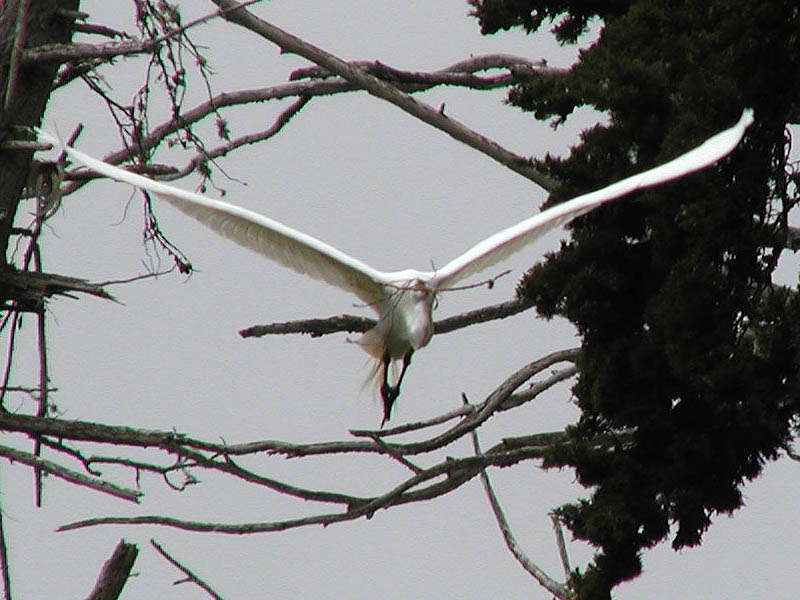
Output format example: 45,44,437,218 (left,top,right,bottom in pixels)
35,109,753,422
